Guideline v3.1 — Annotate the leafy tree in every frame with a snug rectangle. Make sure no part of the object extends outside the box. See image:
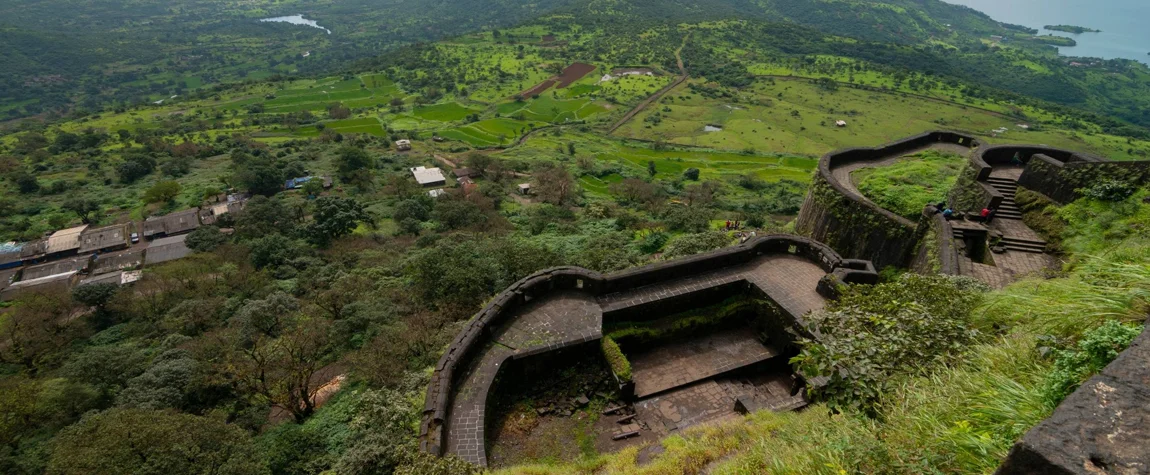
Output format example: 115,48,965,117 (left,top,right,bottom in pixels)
647,160,657,177
307,197,370,247
393,198,432,223
661,205,711,232
13,170,40,194
531,163,576,206
683,168,700,181
63,196,101,224
143,180,182,204
661,232,731,259
334,146,376,188
185,226,228,252
300,179,324,197
46,408,268,475
235,196,297,240
248,234,307,269
230,152,283,196
115,349,198,410
72,283,119,309
117,153,157,183
231,292,300,341
222,318,332,423
431,197,488,231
